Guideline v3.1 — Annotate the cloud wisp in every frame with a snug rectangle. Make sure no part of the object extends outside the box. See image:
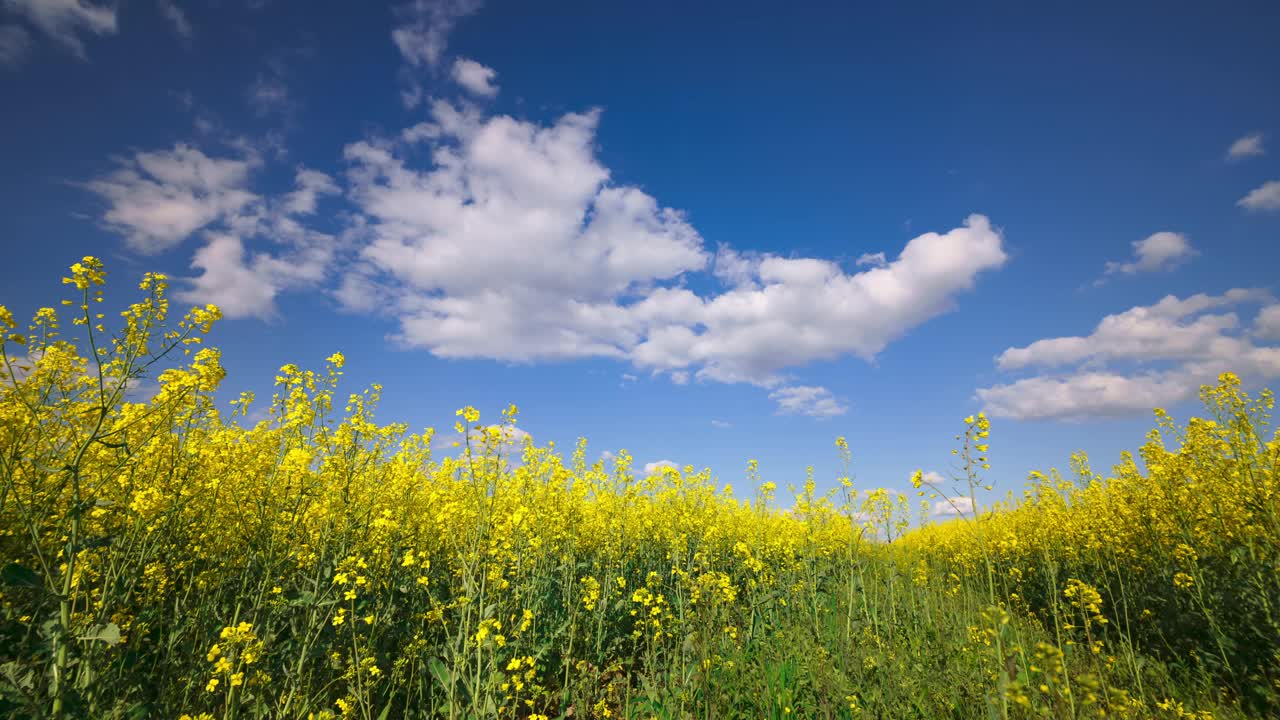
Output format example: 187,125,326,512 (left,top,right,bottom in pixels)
3,0,117,59
391,0,484,107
